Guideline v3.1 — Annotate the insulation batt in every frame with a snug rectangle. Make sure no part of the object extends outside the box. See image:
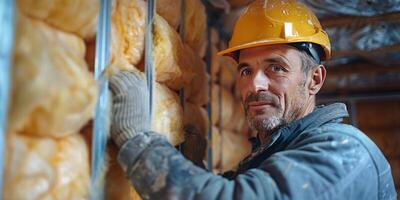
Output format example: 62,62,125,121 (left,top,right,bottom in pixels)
9,13,97,138
153,14,193,91
111,0,192,90
183,45,210,106
111,0,147,66
209,127,251,173
226,100,247,135
183,0,207,57
80,122,142,200
155,0,181,30
219,56,237,90
4,132,90,200
153,83,185,146
211,84,235,128
184,102,209,136
16,0,99,40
